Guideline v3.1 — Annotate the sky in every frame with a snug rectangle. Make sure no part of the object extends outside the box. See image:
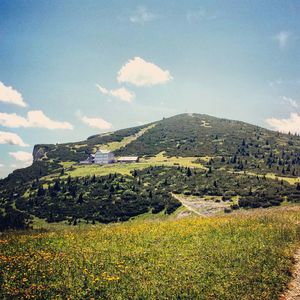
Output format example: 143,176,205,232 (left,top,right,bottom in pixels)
0,0,300,177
